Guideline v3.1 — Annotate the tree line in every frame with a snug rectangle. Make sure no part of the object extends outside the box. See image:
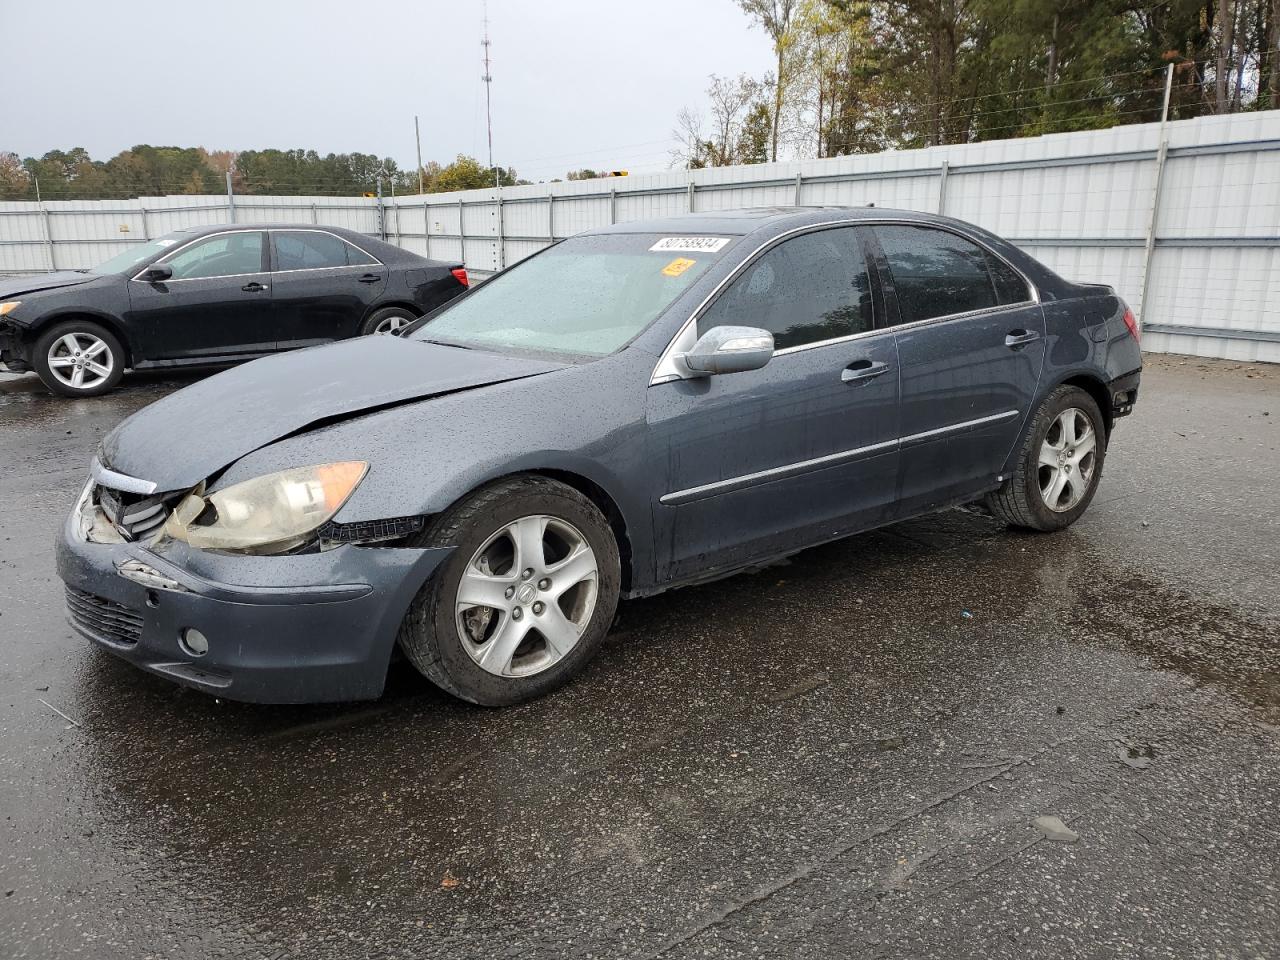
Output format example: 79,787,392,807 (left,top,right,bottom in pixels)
674,0,1280,167
0,146,525,202
6,1,1277,198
